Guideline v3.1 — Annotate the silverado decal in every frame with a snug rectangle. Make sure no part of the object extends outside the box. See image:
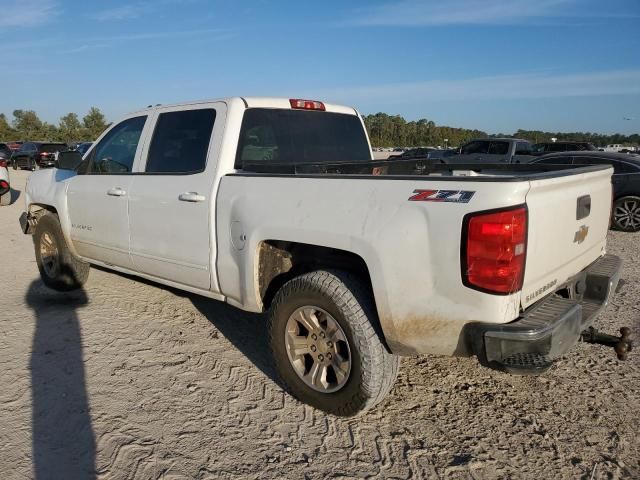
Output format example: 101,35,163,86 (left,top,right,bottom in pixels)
408,189,475,203
72,224,93,231
525,279,558,303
